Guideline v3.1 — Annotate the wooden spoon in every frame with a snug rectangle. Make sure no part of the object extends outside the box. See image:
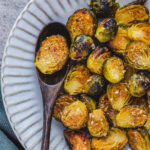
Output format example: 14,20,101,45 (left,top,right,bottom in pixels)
35,22,71,150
